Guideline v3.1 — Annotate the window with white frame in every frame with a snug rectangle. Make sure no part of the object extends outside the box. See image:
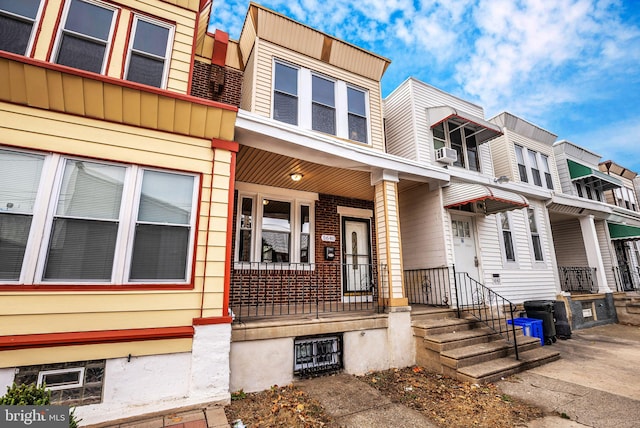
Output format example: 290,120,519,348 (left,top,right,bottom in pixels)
272,59,370,144
514,145,528,182
125,15,173,88
432,121,480,171
54,0,117,74
614,186,638,211
0,0,43,55
576,181,602,202
515,145,554,189
0,148,197,284
540,155,554,189
235,184,315,265
273,62,298,125
312,74,336,135
498,212,516,262
528,208,543,262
